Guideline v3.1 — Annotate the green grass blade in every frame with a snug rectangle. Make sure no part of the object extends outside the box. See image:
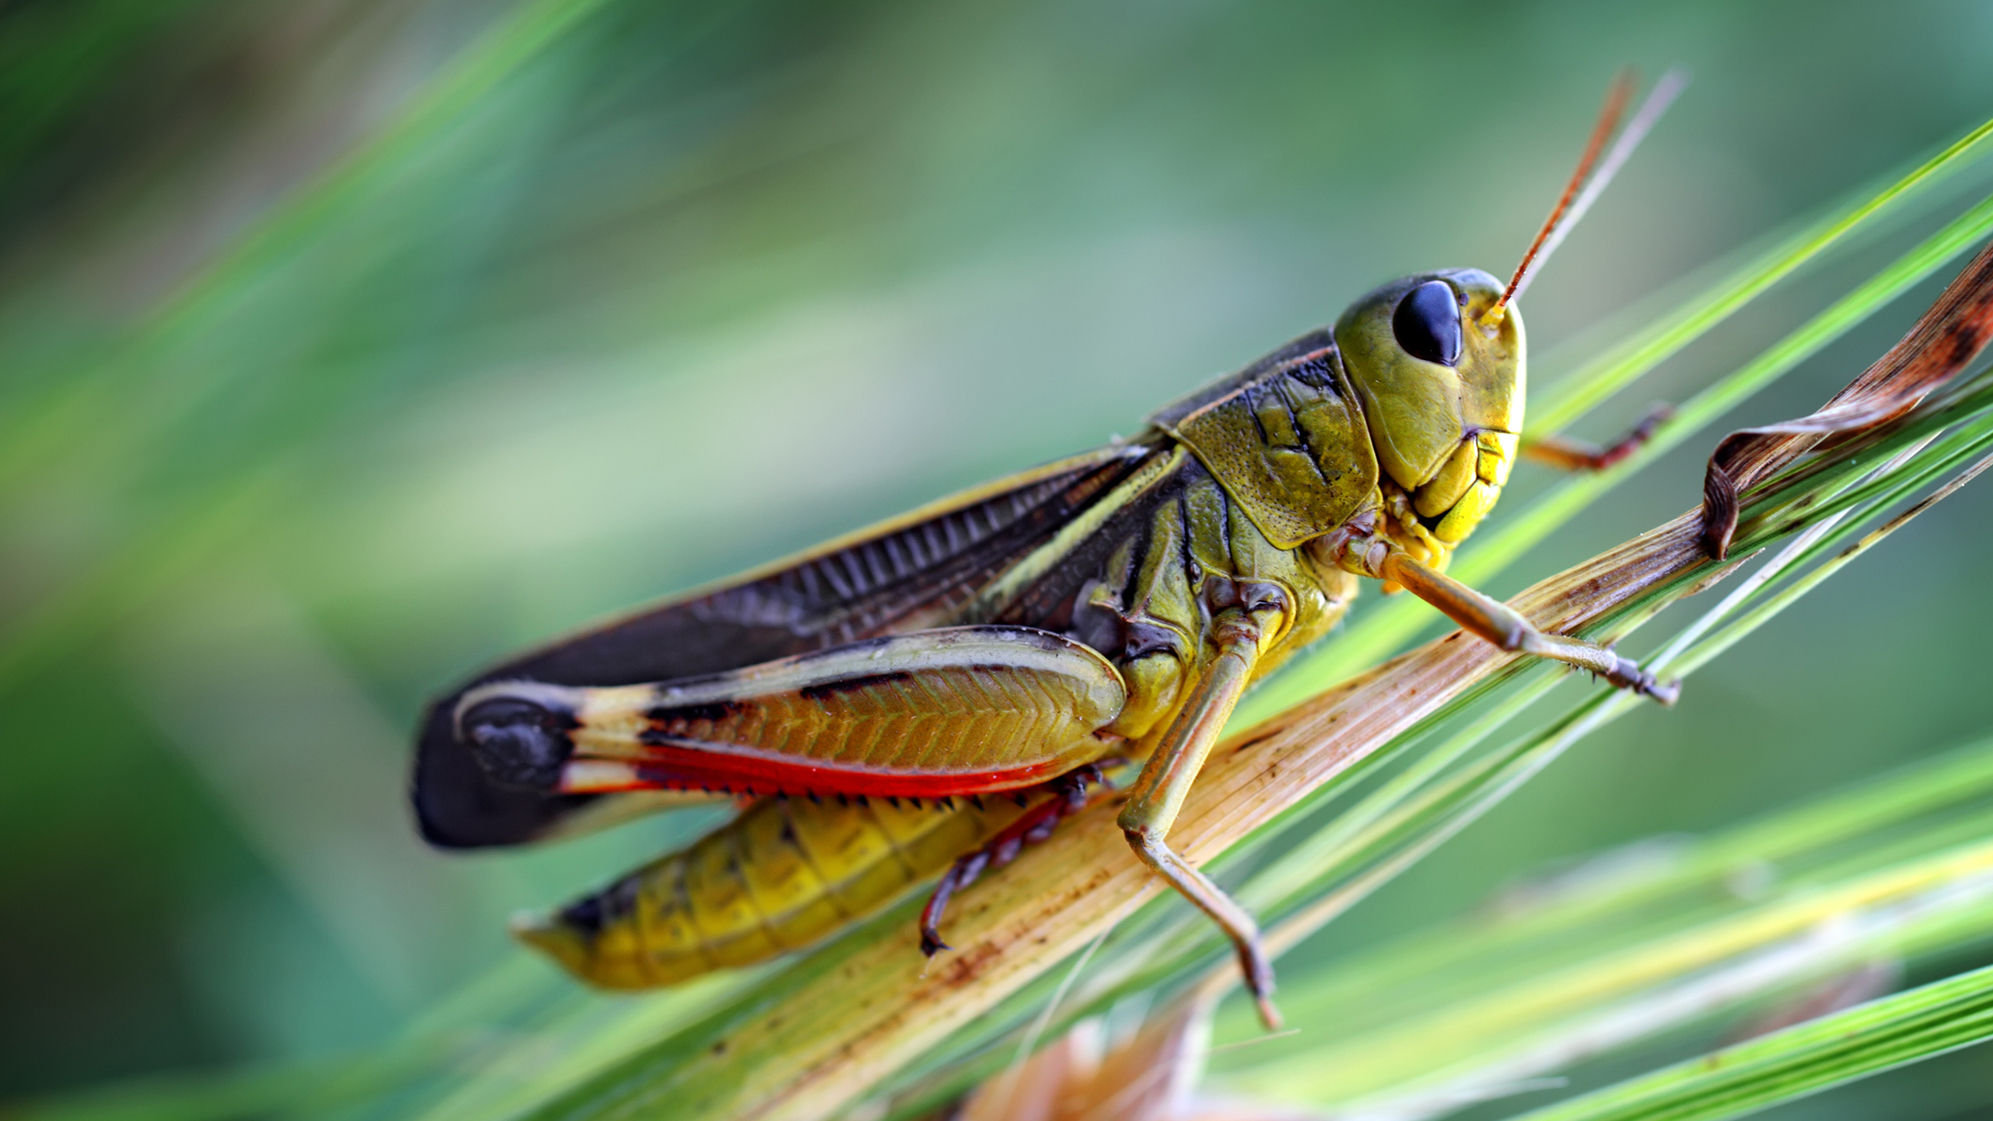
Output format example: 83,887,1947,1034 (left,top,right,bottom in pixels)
1508,961,1993,1121
1224,837,1993,1106
3,1042,456,1121
1232,732,1993,1050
